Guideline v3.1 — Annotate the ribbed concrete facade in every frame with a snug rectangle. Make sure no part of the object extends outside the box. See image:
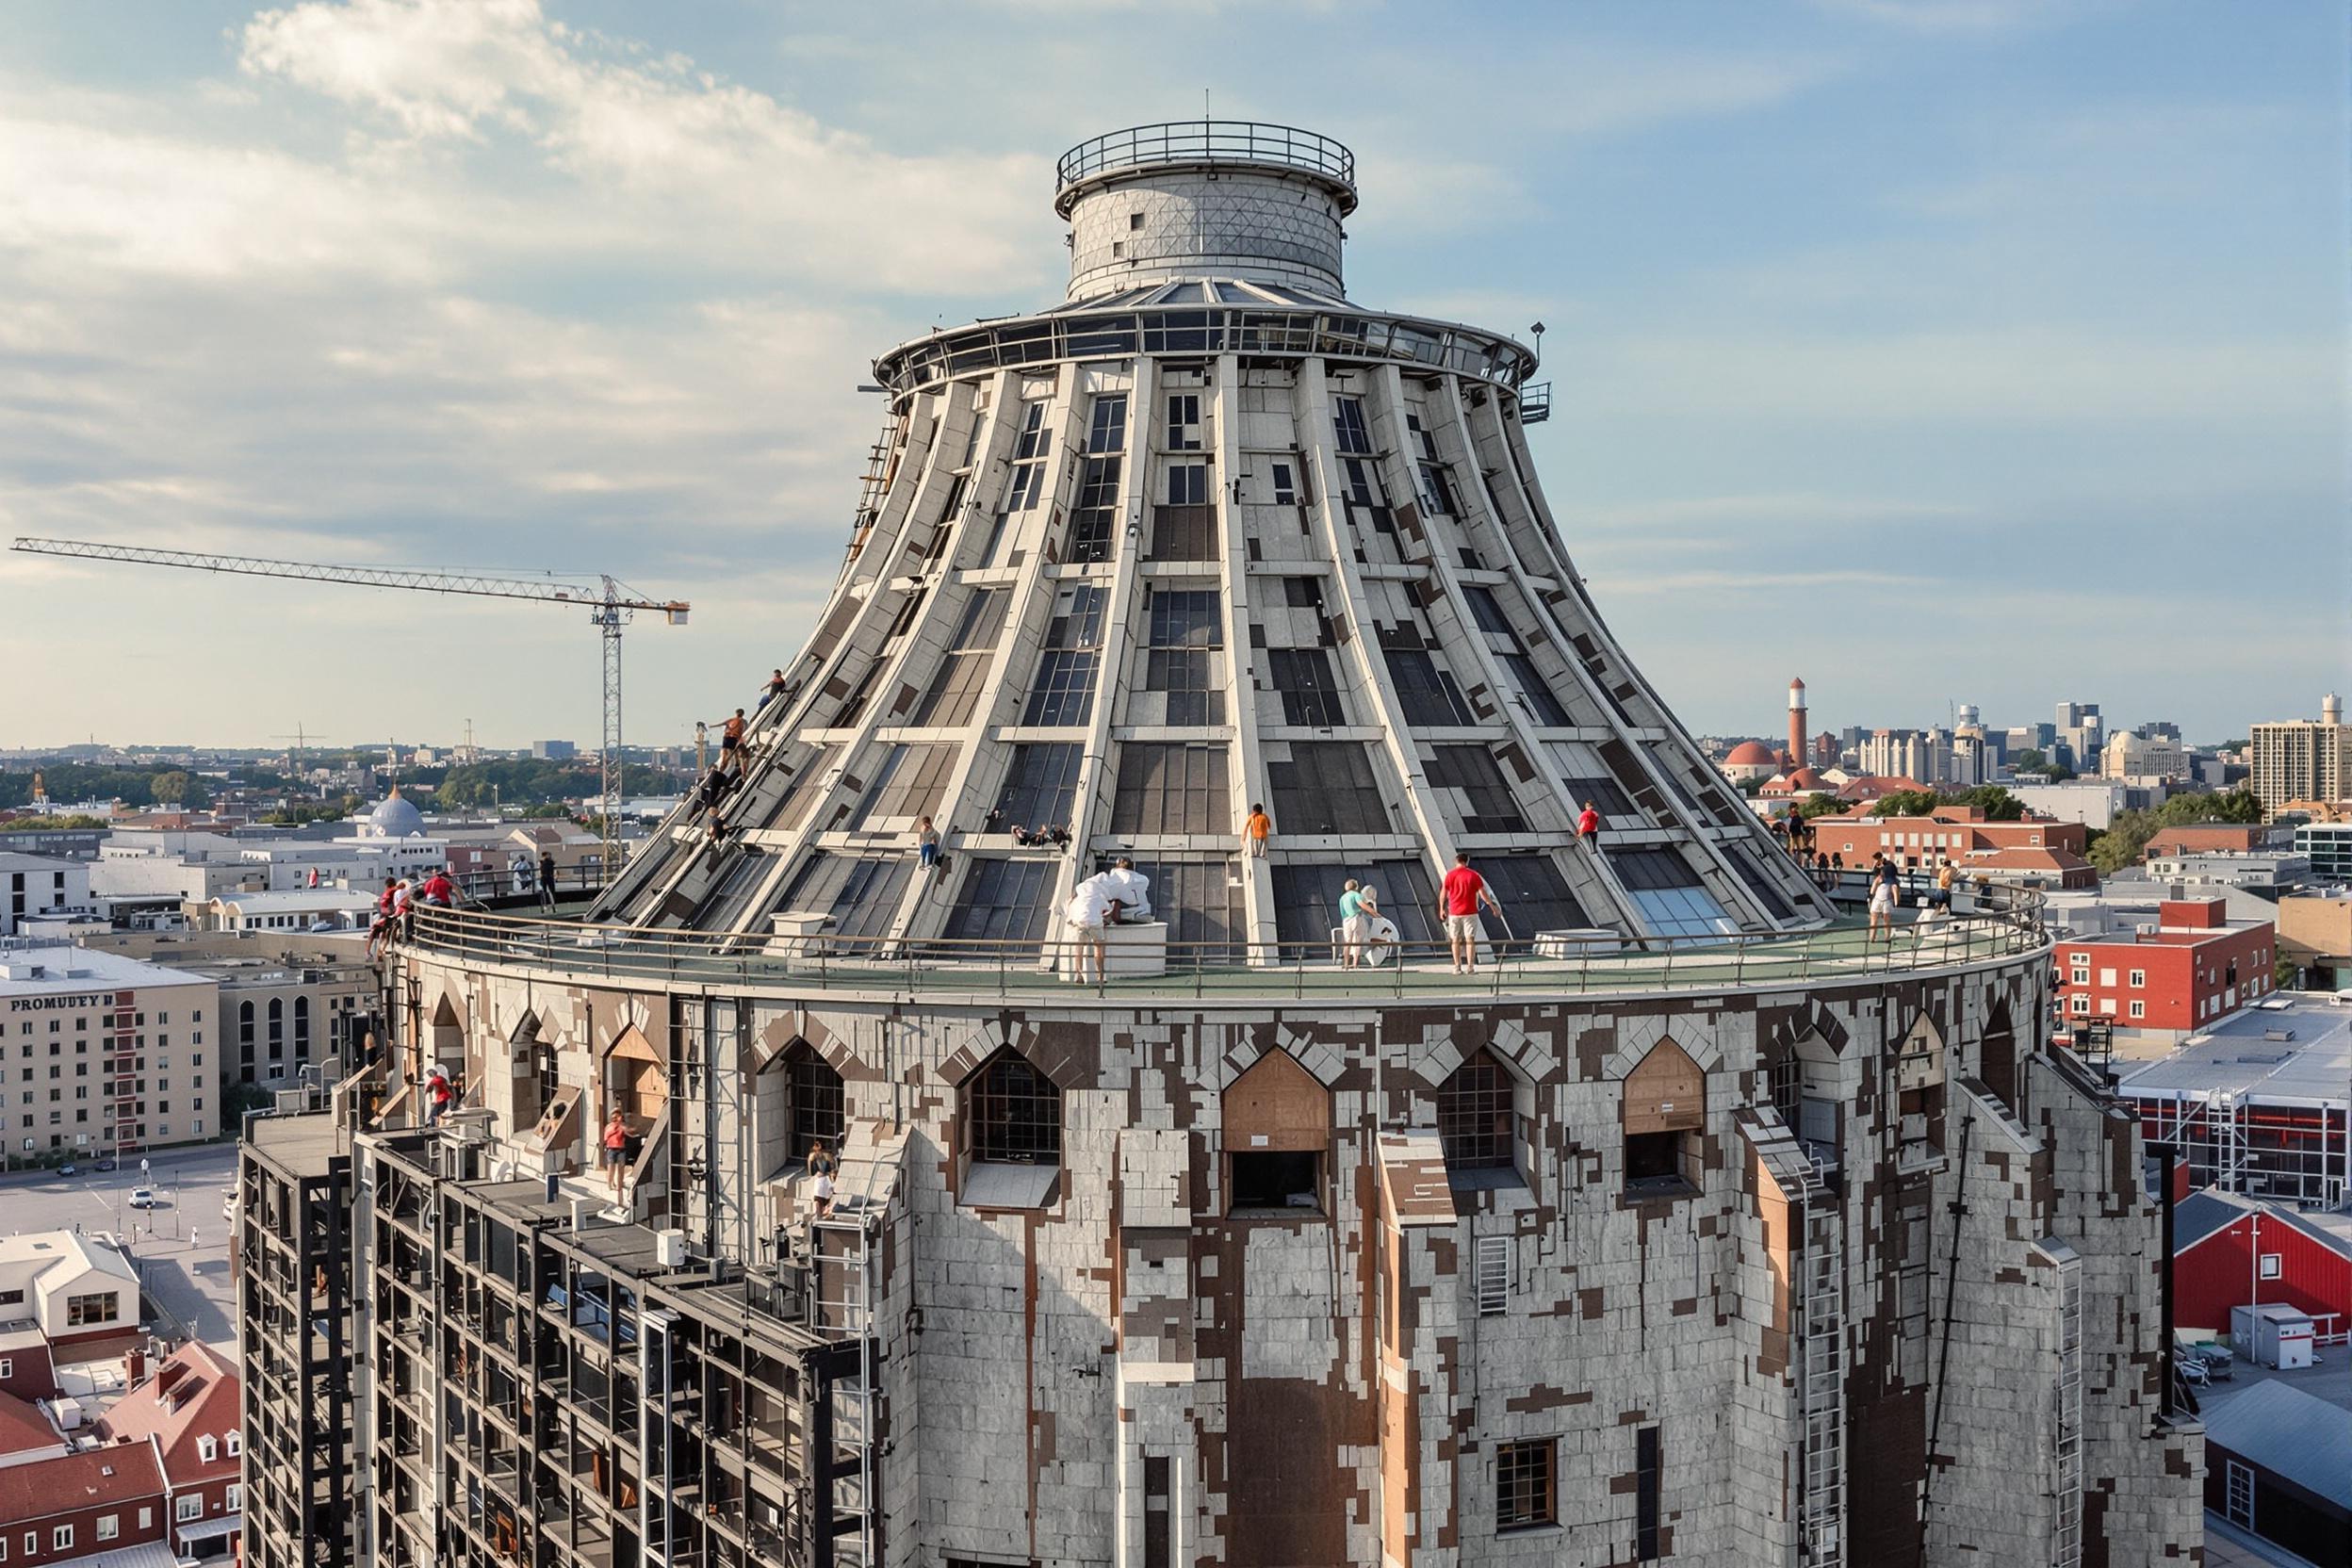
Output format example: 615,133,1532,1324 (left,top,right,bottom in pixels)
252,123,2203,1568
